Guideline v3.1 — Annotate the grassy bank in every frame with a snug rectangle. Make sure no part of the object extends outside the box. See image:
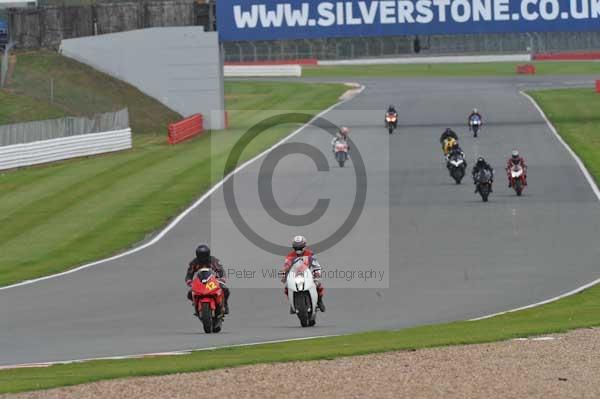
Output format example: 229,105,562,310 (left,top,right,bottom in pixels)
1,87,599,394
304,61,600,78
0,80,346,287
7,51,181,135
